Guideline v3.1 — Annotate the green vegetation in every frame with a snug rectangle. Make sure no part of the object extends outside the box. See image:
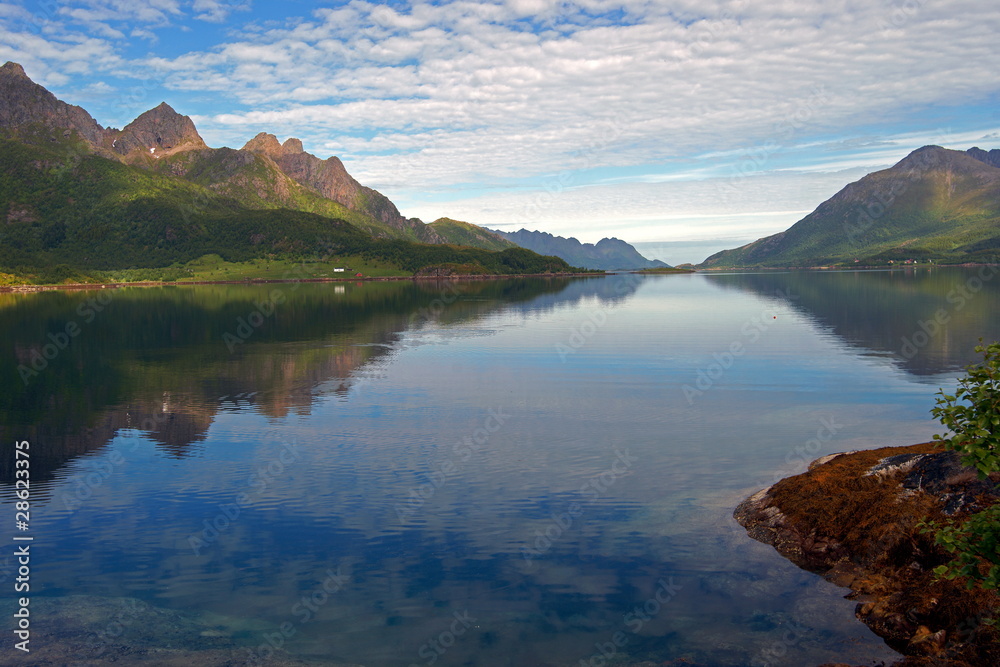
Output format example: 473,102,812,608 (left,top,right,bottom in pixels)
0,137,579,284
932,341,1000,478
926,506,1000,591
154,146,412,240
921,341,1000,591
634,267,695,274
427,218,517,251
702,147,1000,268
